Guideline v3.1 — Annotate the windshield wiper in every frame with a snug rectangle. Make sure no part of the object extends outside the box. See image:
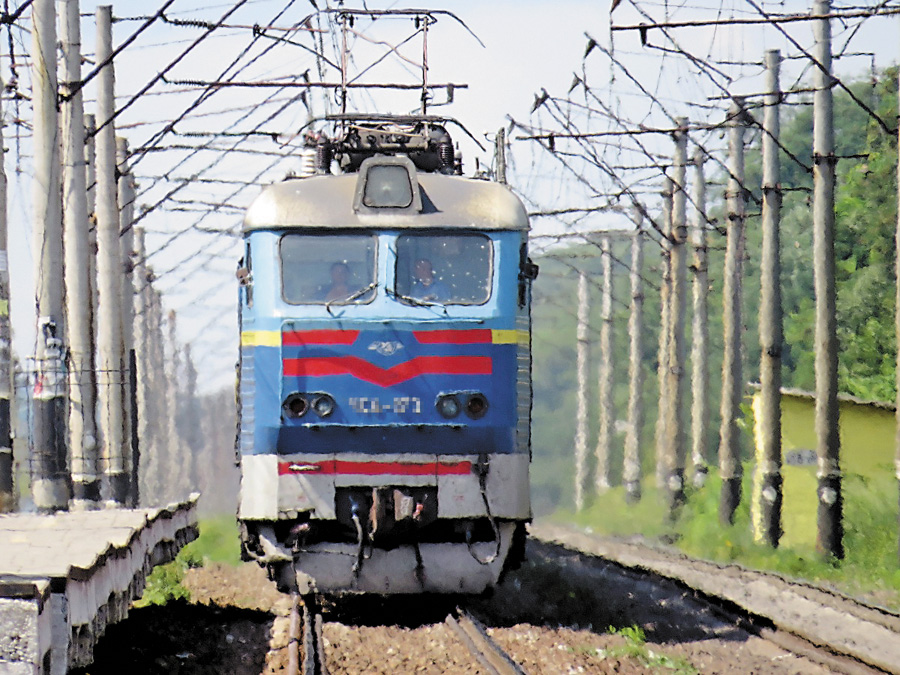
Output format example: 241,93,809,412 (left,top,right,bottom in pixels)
391,290,439,307
388,289,449,315
326,282,377,315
